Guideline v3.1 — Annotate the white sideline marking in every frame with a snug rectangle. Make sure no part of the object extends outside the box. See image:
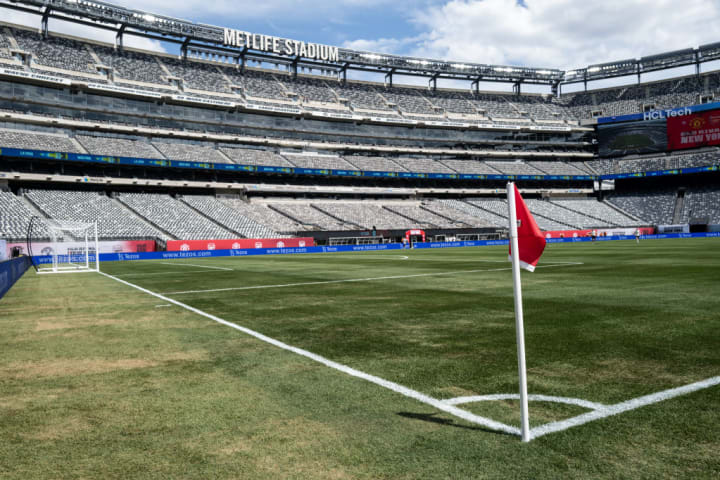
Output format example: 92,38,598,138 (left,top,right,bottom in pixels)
158,262,233,271
530,376,720,439
444,394,607,411
162,262,585,295
98,271,520,436
116,270,229,278
155,304,171,308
